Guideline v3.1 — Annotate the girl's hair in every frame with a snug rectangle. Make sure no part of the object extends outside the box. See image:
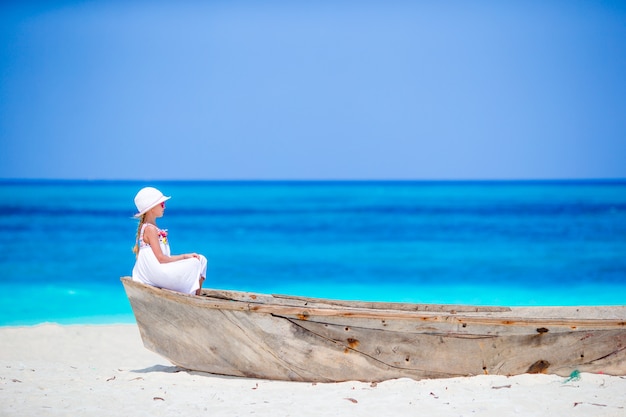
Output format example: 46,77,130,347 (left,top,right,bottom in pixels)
132,214,146,257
